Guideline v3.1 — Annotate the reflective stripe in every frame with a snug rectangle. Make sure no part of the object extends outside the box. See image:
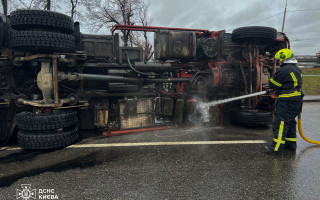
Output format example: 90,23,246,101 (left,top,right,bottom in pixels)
270,78,282,87
273,138,285,144
274,121,285,151
278,91,301,98
290,72,298,87
301,73,303,78
285,137,297,142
